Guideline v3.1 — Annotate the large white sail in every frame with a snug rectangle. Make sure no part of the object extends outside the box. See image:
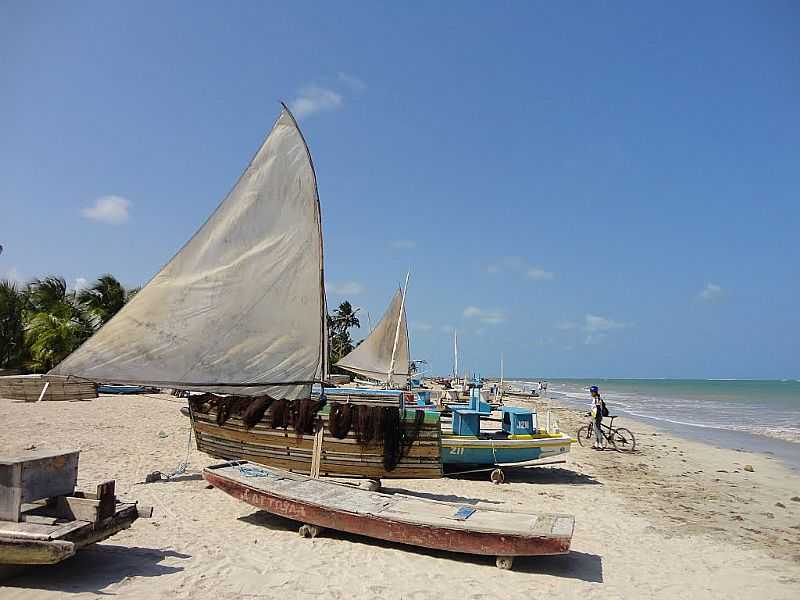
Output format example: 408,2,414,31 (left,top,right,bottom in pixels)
50,107,327,399
335,289,410,386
